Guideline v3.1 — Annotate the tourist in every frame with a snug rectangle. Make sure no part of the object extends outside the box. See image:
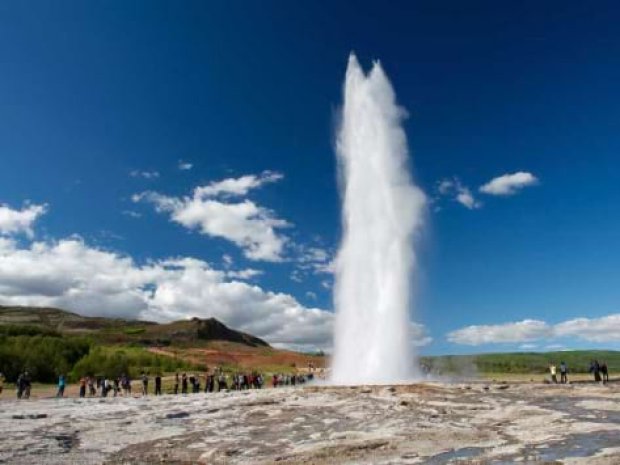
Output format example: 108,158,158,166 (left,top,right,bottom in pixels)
601,362,609,383
88,376,96,396
559,361,568,384
57,374,66,397
16,372,23,399
141,372,149,395
18,371,31,399
79,377,86,398
205,374,214,393
218,373,227,391
181,373,188,394
549,363,557,384
174,372,179,394
113,378,120,397
590,360,602,382
103,378,111,397
154,374,162,395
